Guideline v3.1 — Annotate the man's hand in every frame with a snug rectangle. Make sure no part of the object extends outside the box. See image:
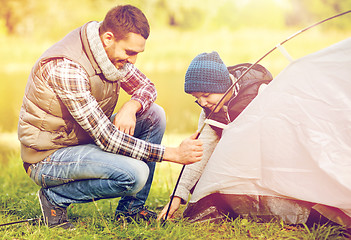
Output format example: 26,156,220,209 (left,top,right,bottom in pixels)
163,132,203,165
113,100,141,136
157,197,182,221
